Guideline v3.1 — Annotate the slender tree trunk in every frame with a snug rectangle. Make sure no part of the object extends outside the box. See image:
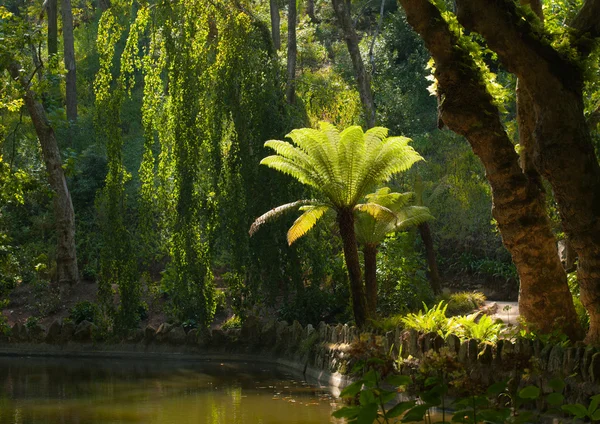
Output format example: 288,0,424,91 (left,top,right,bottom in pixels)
98,0,111,11
47,0,58,58
454,0,600,344
307,0,318,23
363,244,378,315
270,0,281,51
338,208,368,327
419,222,441,294
61,0,77,121
8,63,79,287
286,0,297,104
399,0,582,340
331,0,376,128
